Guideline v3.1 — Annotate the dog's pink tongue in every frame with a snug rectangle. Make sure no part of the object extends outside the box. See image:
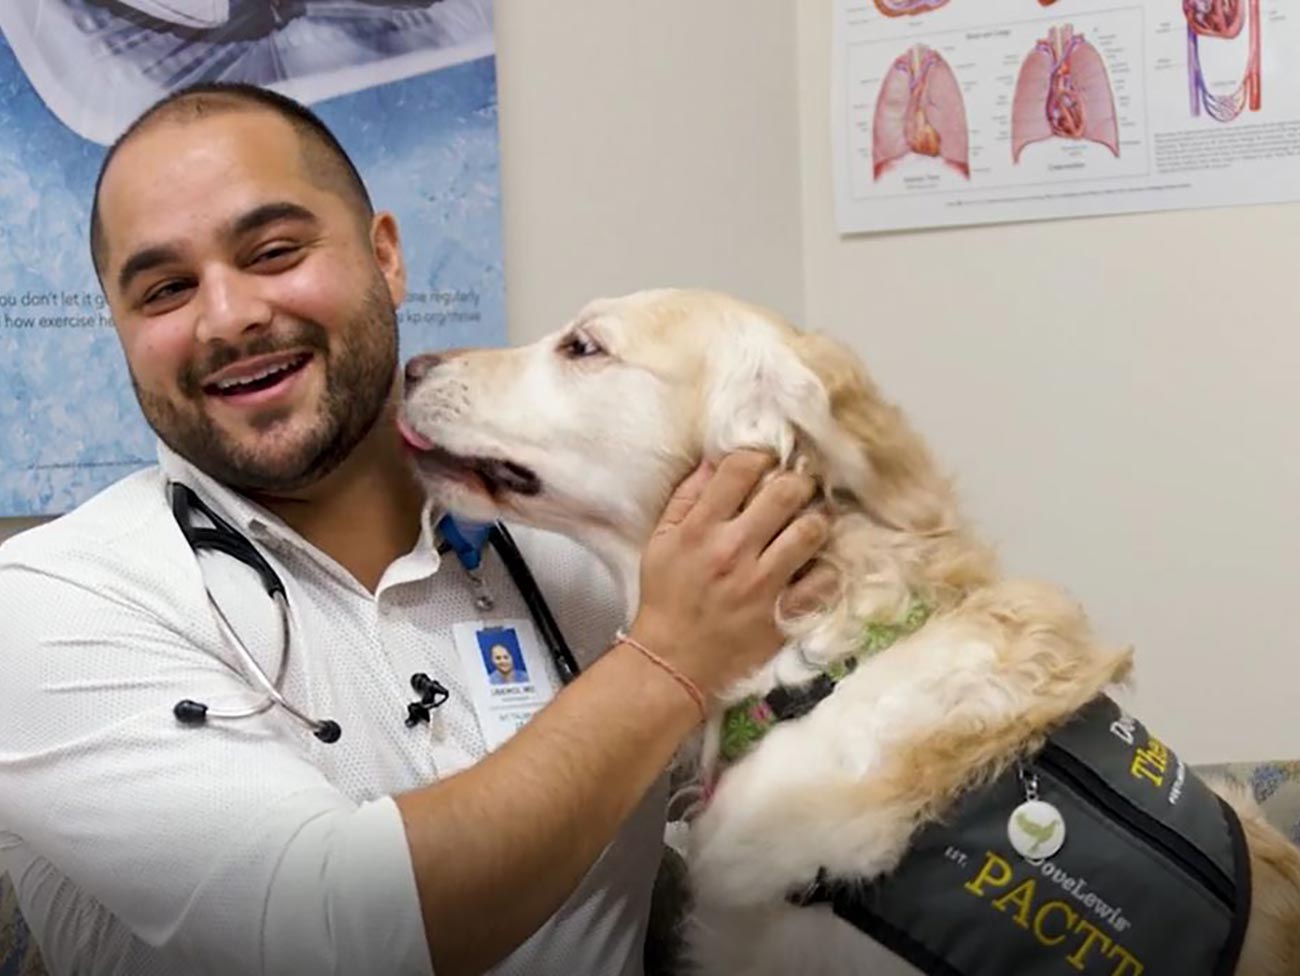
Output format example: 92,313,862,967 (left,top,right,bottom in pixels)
396,416,435,451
